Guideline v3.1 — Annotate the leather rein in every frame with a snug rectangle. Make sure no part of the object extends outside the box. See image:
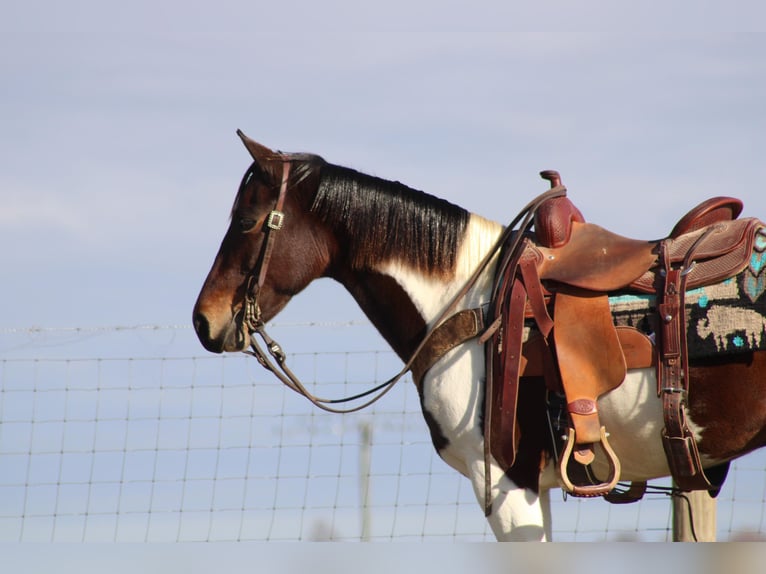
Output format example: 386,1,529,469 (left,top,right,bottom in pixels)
242,158,567,413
